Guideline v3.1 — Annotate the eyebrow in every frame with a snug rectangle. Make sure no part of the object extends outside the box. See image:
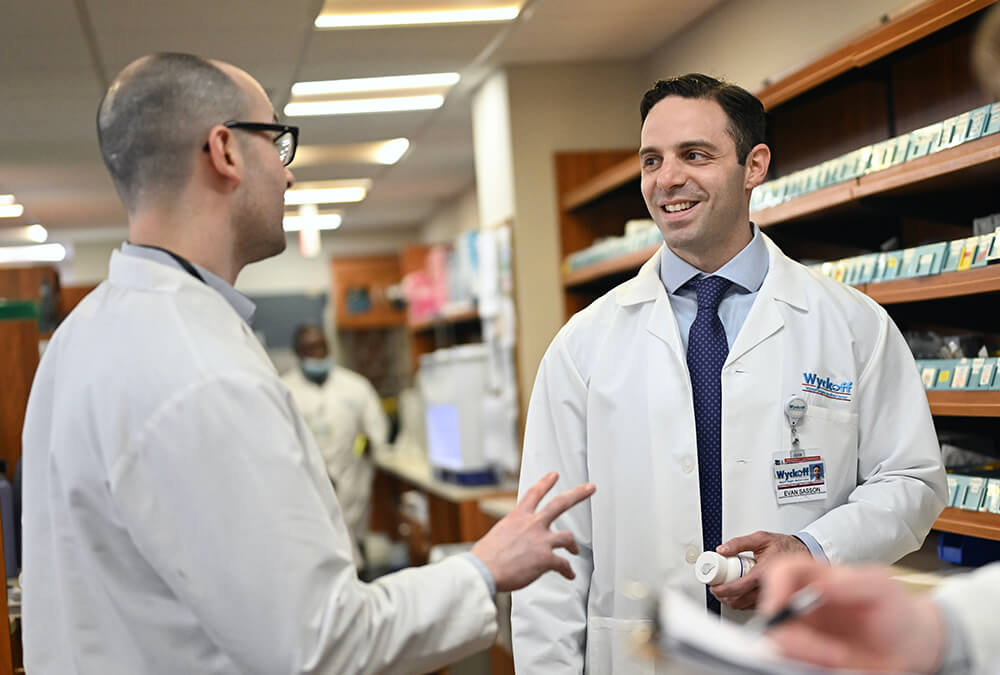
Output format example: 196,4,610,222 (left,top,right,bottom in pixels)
639,139,721,156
